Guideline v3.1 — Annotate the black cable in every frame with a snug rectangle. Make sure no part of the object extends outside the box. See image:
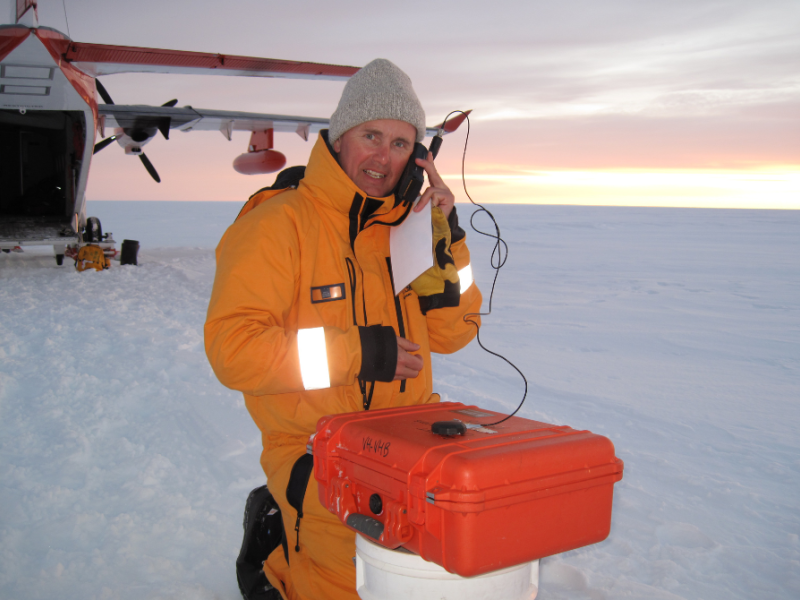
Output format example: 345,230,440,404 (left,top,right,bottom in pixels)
440,110,528,427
